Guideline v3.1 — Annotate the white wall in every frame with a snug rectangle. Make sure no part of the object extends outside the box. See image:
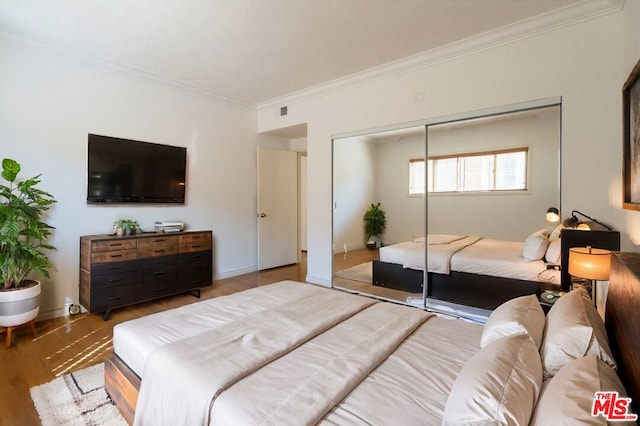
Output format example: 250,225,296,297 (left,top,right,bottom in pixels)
427,110,560,241
258,7,633,286
374,132,425,244
0,43,262,319
333,136,376,251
